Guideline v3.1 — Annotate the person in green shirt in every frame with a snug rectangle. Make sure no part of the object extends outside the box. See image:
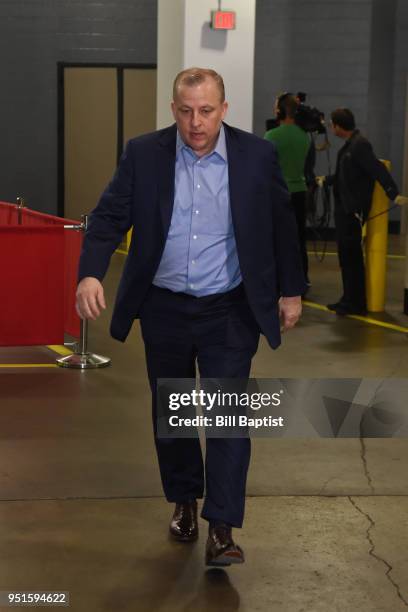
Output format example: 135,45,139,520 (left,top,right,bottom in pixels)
264,94,312,287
